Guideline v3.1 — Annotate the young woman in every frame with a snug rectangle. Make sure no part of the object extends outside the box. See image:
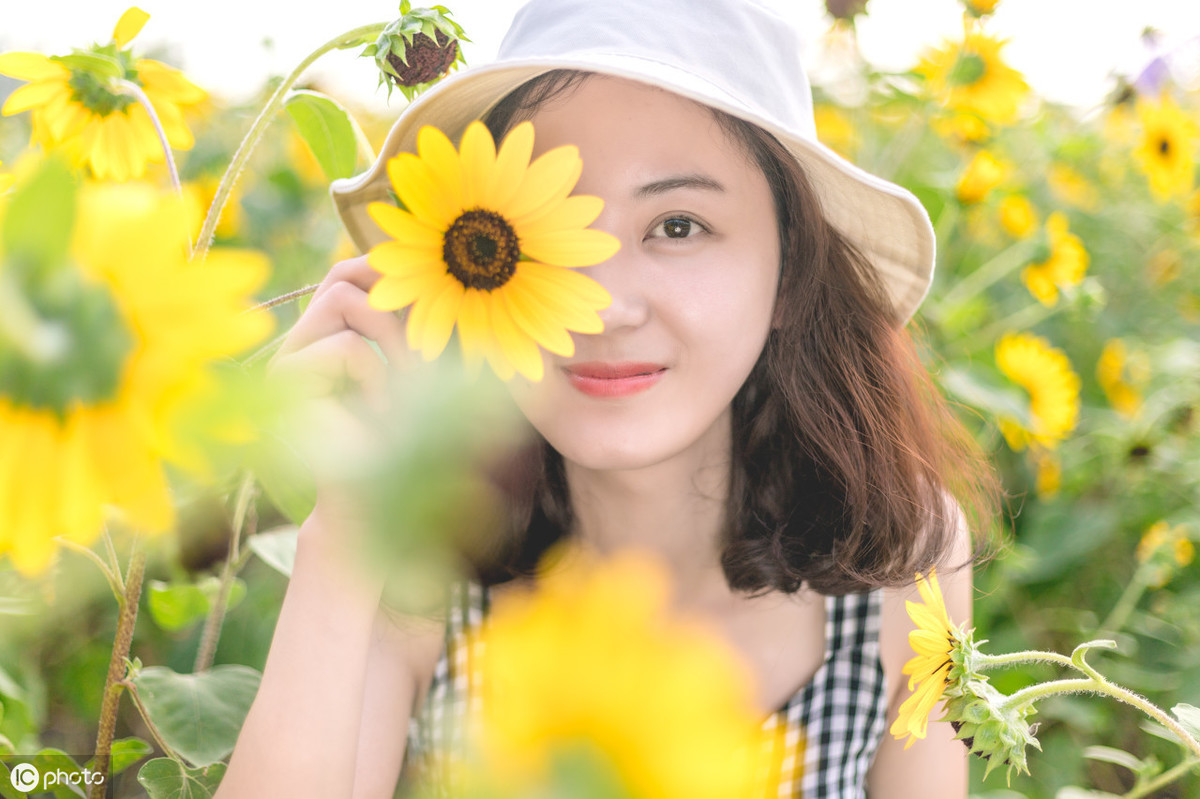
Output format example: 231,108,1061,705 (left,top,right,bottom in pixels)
217,1,997,797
